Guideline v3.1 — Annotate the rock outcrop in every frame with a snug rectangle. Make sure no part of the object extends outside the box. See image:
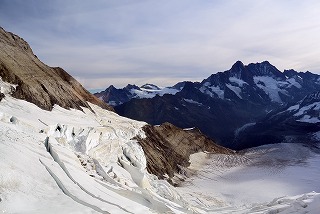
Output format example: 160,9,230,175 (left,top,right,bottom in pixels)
134,122,234,183
0,92,4,101
0,27,113,111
